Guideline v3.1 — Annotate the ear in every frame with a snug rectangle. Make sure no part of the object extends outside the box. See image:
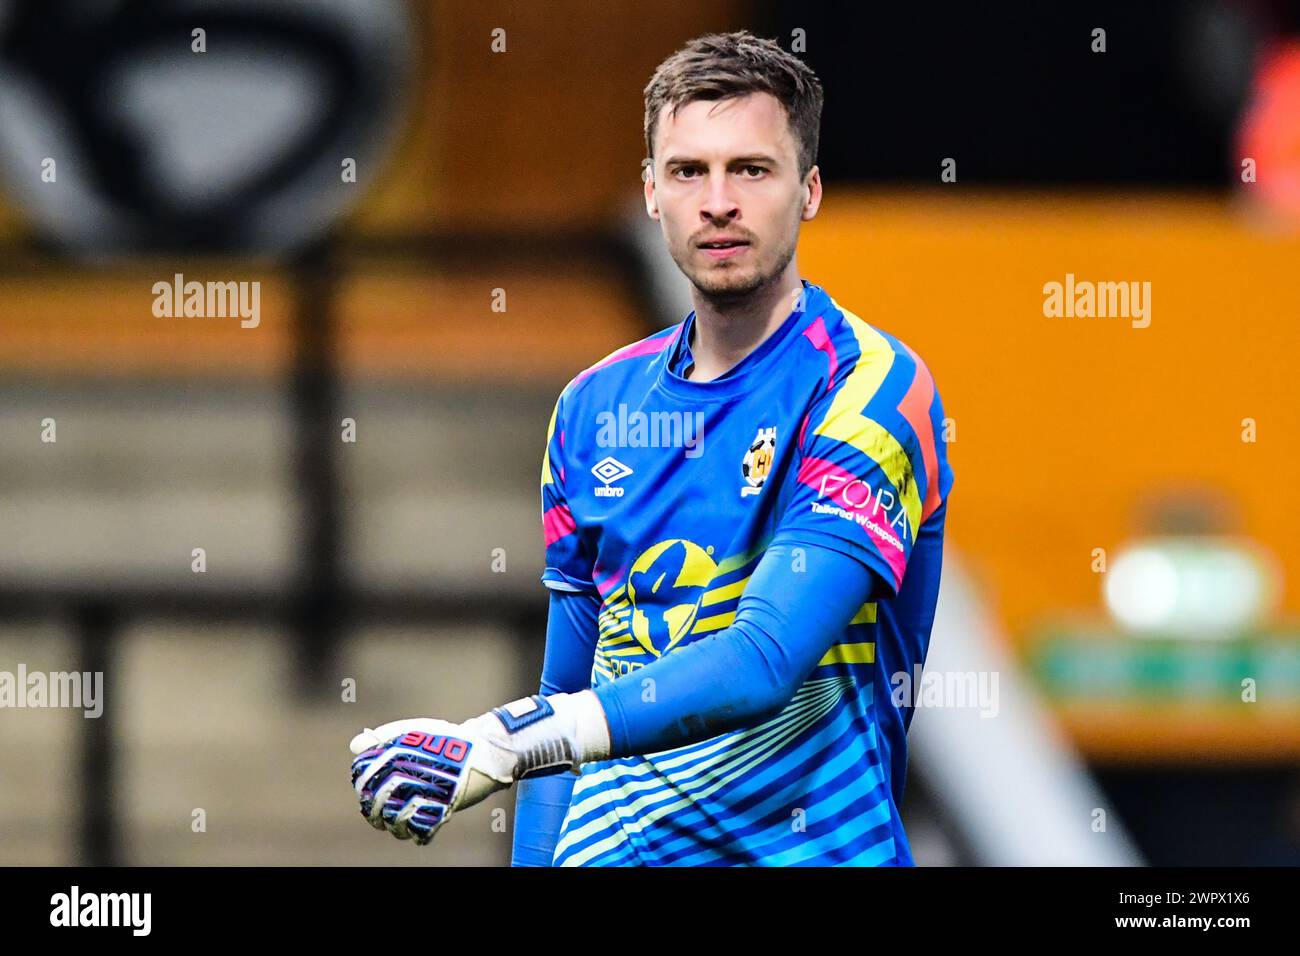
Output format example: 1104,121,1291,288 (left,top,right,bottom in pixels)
643,161,659,220
801,164,823,221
